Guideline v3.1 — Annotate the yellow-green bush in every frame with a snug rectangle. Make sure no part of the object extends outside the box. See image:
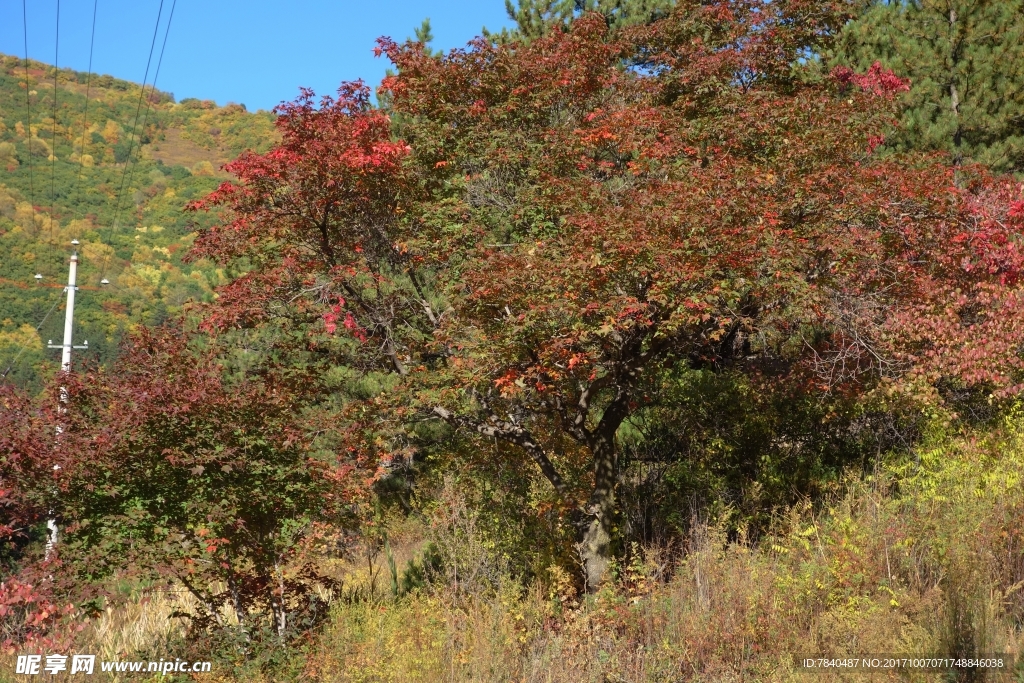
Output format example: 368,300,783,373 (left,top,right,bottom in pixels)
5,413,1022,682
301,413,1024,682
